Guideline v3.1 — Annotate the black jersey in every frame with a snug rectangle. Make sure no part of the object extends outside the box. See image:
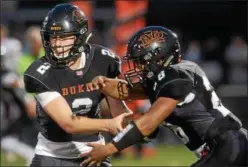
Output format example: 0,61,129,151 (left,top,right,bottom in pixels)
24,44,121,142
143,60,242,151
